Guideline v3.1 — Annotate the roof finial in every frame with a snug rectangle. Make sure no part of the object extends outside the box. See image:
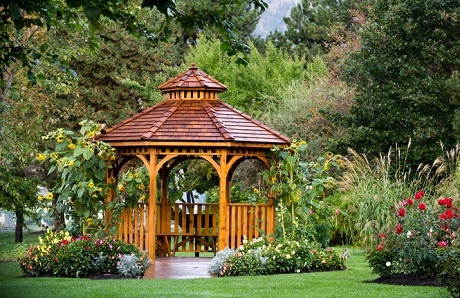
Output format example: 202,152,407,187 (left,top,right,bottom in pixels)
190,62,197,69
